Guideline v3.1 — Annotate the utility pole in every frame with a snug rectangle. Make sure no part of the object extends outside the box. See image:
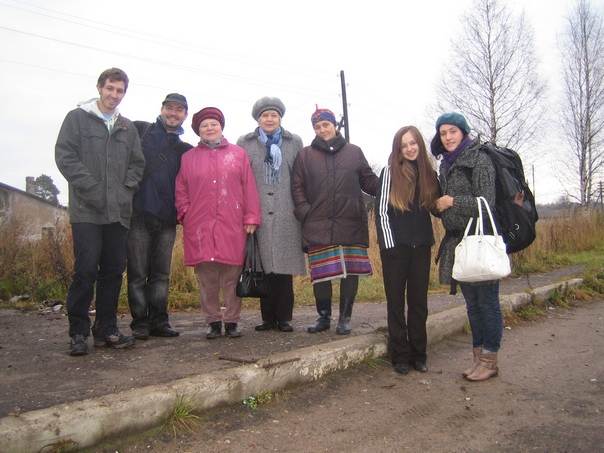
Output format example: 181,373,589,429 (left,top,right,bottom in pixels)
532,164,535,199
600,181,603,207
339,70,350,143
